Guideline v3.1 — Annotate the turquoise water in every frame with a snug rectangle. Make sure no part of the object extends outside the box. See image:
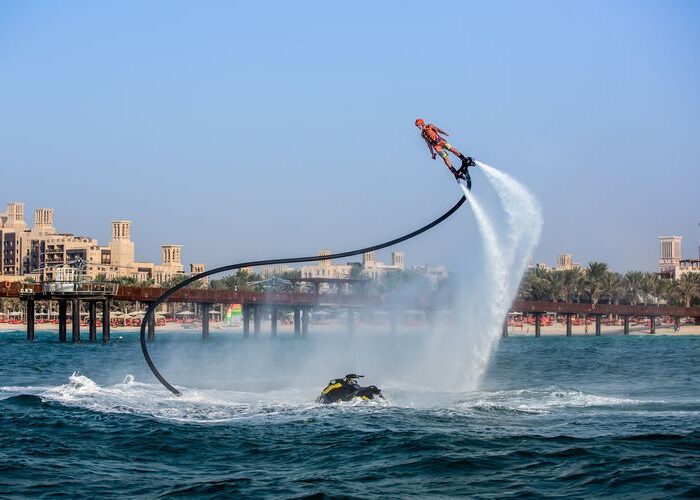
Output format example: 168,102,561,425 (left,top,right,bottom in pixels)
1,331,699,497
